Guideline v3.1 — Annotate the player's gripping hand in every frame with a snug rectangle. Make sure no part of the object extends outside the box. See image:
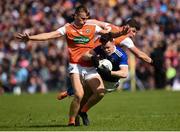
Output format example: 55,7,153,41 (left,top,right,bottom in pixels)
97,67,120,82
150,59,158,68
121,25,130,36
150,59,154,66
108,25,131,39
91,55,100,68
97,67,111,80
16,33,30,42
